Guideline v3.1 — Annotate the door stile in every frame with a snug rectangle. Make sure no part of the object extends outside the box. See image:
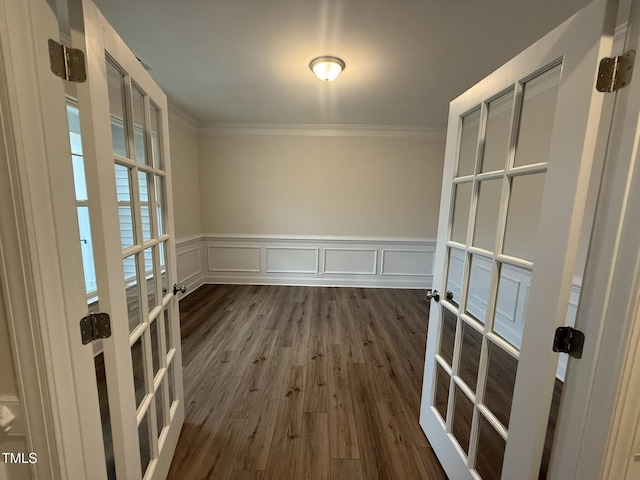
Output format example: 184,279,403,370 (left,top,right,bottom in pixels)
159,77,186,438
